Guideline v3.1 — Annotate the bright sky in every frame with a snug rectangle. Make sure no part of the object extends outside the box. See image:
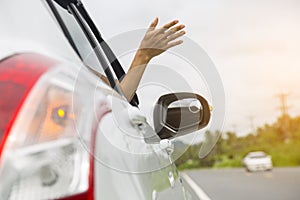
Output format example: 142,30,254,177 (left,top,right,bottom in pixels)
1,0,300,136
86,0,300,136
